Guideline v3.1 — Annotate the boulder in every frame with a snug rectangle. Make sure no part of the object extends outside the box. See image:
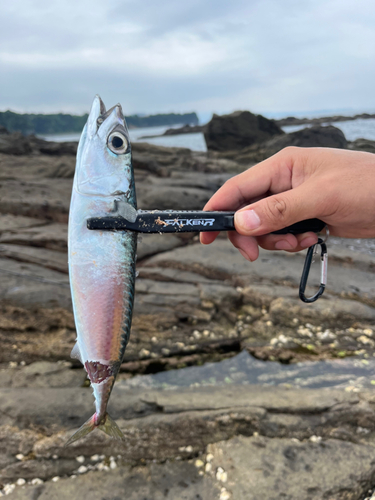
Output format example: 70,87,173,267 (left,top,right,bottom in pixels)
0,130,78,156
348,138,375,154
0,131,33,155
28,136,78,155
264,125,347,155
231,125,348,163
204,110,283,151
